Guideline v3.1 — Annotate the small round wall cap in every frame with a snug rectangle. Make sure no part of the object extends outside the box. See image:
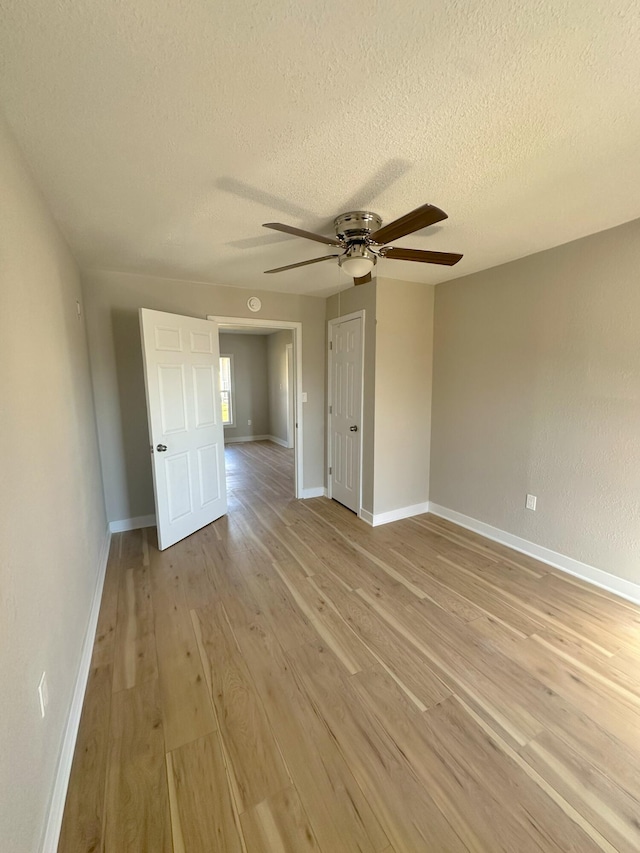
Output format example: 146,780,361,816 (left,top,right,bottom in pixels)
247,296,262,312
